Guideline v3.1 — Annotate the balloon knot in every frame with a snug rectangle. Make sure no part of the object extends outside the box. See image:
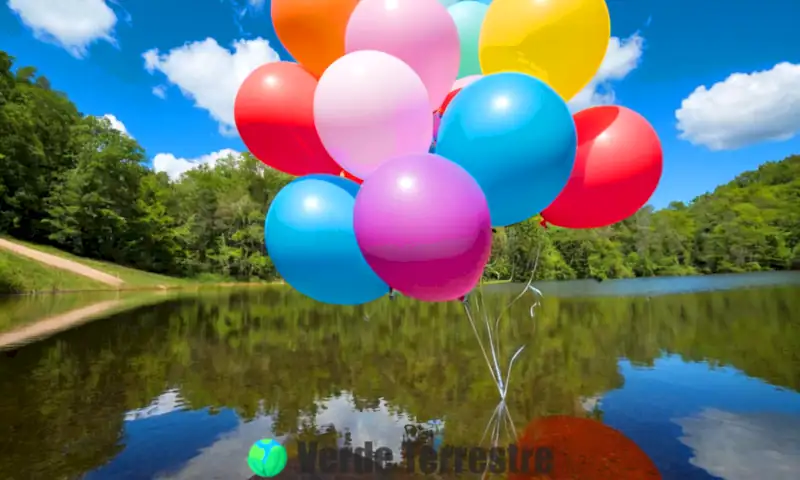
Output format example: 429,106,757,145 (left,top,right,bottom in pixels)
539,219,548,229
